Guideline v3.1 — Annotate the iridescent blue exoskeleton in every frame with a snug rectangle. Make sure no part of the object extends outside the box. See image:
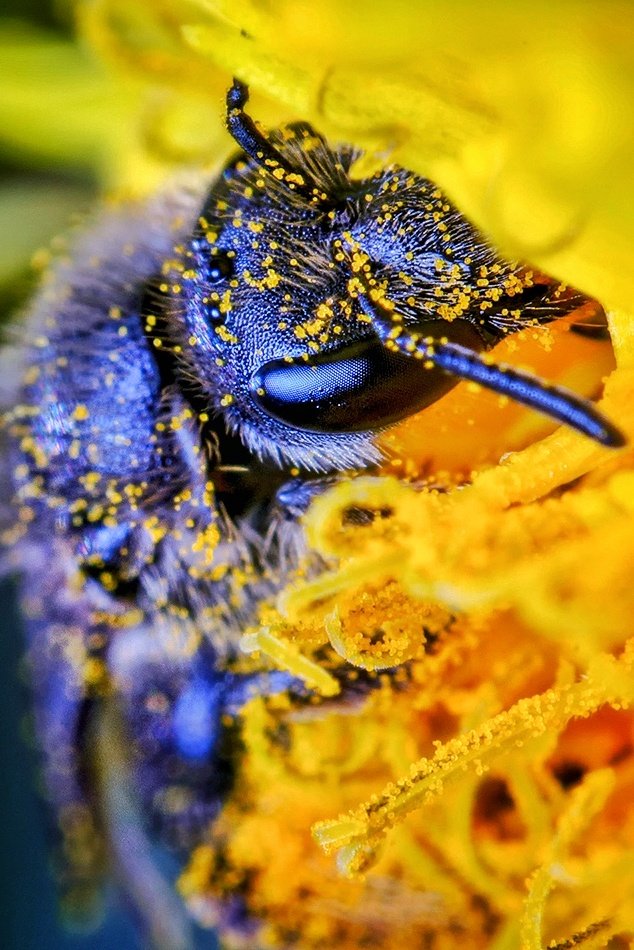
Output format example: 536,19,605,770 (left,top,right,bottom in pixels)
3,80,624,946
